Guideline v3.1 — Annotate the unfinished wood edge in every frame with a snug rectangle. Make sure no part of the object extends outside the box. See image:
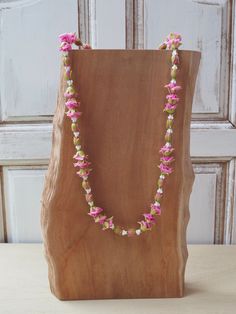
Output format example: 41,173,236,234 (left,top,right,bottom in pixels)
40,61,67,299
175,51,199,297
